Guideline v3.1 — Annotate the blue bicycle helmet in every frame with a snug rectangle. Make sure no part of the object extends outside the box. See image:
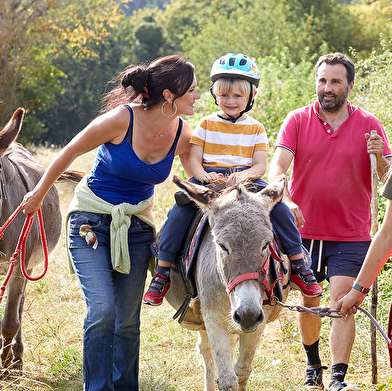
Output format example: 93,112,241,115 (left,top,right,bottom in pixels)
210,53,260,122
210,53,260,87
